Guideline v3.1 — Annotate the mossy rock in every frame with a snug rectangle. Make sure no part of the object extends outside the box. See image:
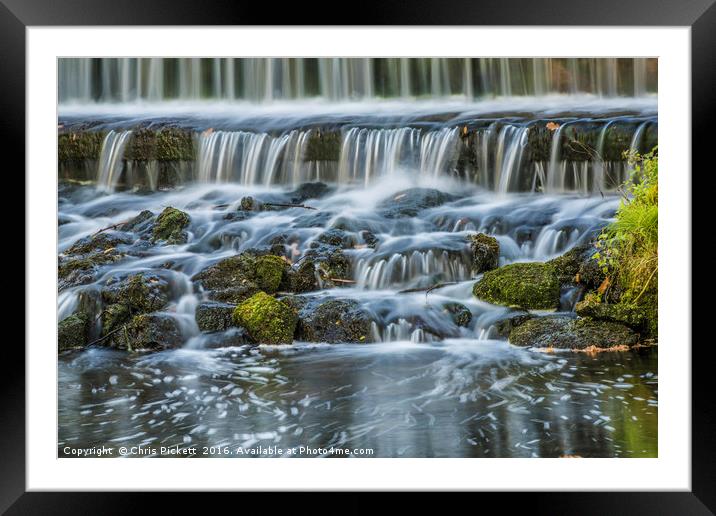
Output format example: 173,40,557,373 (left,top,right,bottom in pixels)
547,243,592,285
152,207,190,244
119,210,155,233
193,253,289,302
232,292,297,345
303,244,352,287
100,273,170,336
286,260,319,293
509,314,639,349
110,313,184,351
294,298,373,343
124,127,194,162
66,232,132,256
303,130,341,162
473,262,560,309
442,302,472,328
575,295,652,338
58,250,125,290
58,313,89,351
467,233,499,274
195,302,237,333
58,131,105,161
